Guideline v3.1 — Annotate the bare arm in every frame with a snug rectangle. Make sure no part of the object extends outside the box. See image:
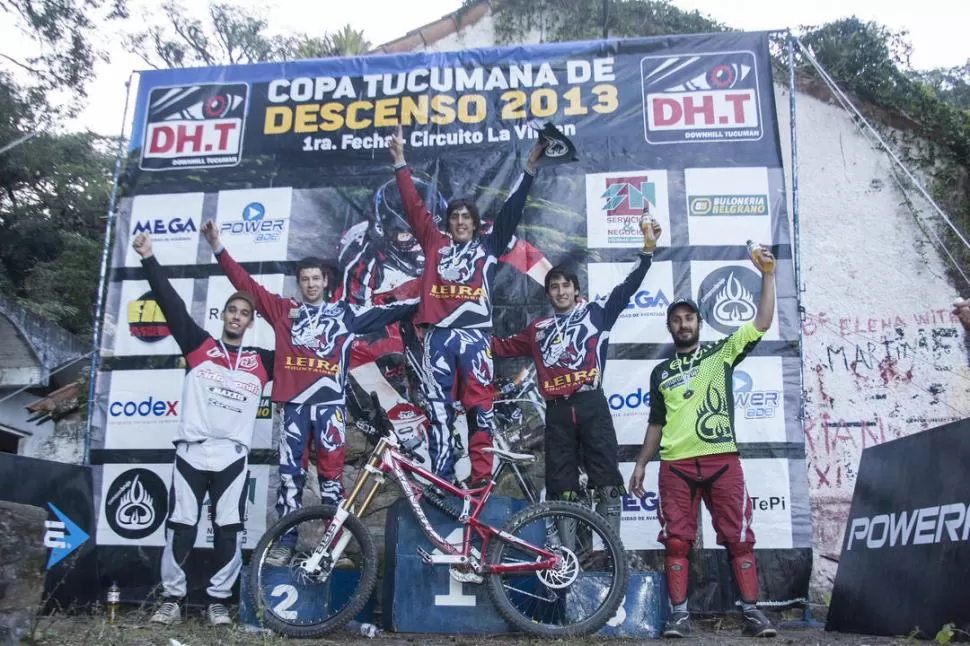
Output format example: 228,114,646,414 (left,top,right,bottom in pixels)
628,423,663,497
752,245,776,333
